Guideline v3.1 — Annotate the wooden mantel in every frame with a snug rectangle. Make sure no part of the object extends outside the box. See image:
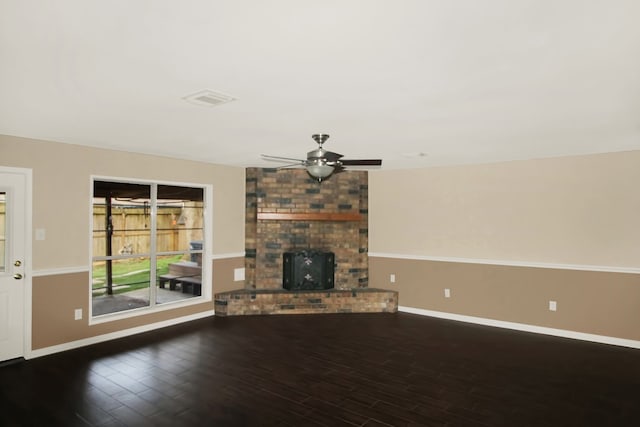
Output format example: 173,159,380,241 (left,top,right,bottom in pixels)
257,212,362,221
